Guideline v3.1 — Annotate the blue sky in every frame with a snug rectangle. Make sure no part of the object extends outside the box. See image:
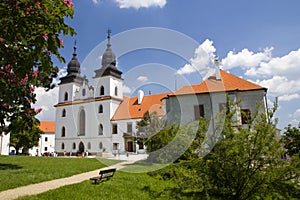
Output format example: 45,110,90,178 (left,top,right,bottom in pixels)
35,0,300,130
